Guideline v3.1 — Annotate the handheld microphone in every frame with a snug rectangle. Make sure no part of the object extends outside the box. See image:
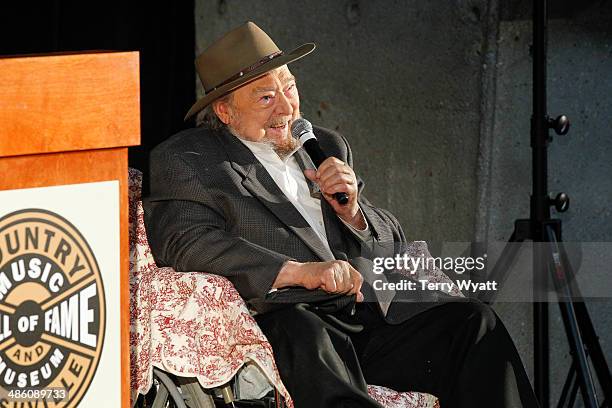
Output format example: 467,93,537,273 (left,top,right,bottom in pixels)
291,118,349,205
